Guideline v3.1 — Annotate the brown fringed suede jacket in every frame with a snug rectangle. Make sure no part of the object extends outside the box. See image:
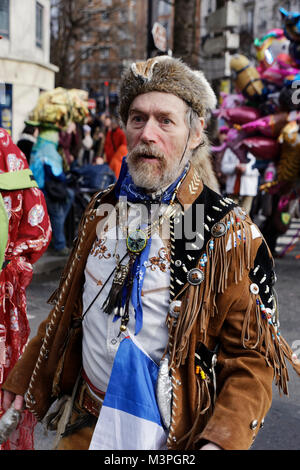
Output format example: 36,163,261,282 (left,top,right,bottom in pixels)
3,163,300,450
